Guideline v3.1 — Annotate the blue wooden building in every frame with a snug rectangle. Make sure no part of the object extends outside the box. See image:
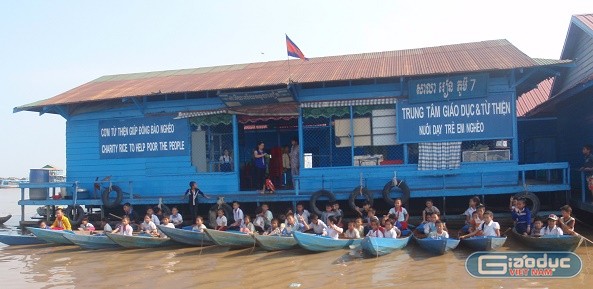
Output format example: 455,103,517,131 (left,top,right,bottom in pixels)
520,14,593,213
15,39,572,220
